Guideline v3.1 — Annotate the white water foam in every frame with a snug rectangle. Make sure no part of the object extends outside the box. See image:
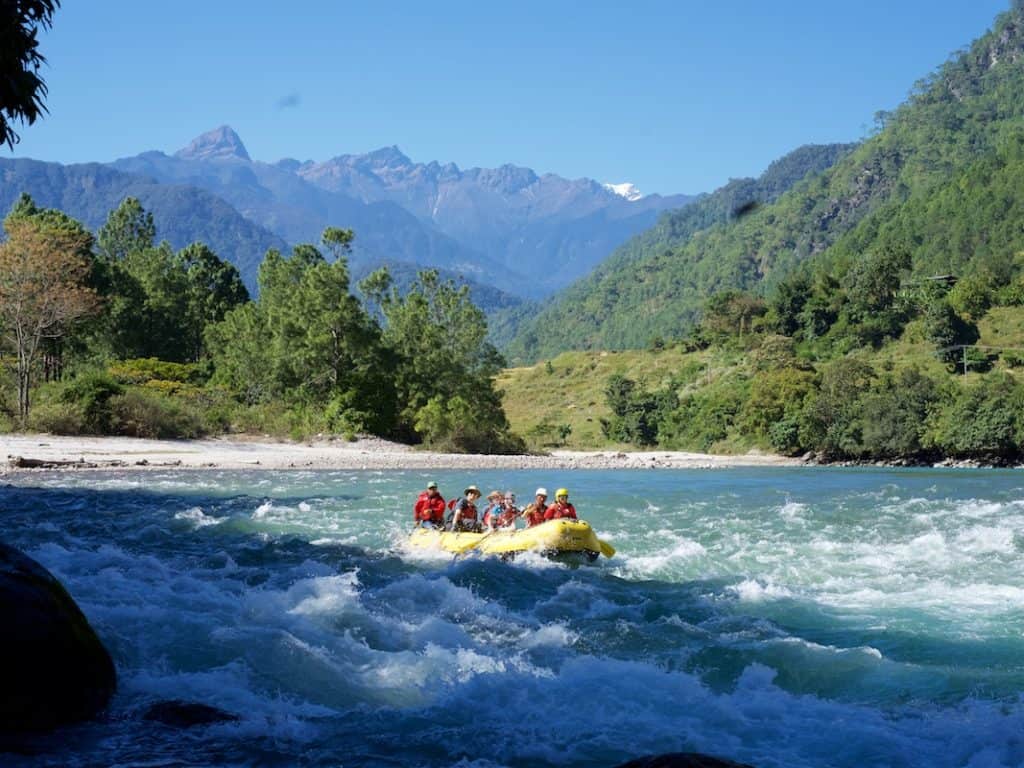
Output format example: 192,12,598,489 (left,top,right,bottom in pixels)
419,655,1024,768
956,525,1017,554
252,500,275,519
11,467,1024,767
614,532,707,580
730,579,794,602
14,518,1024,768
779,500,807,519
173,506,224,528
